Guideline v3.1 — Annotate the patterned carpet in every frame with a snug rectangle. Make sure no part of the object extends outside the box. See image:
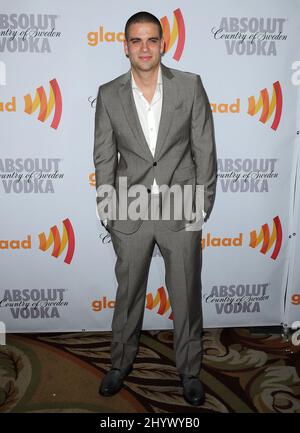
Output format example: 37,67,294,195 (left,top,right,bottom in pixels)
0,328,299,413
